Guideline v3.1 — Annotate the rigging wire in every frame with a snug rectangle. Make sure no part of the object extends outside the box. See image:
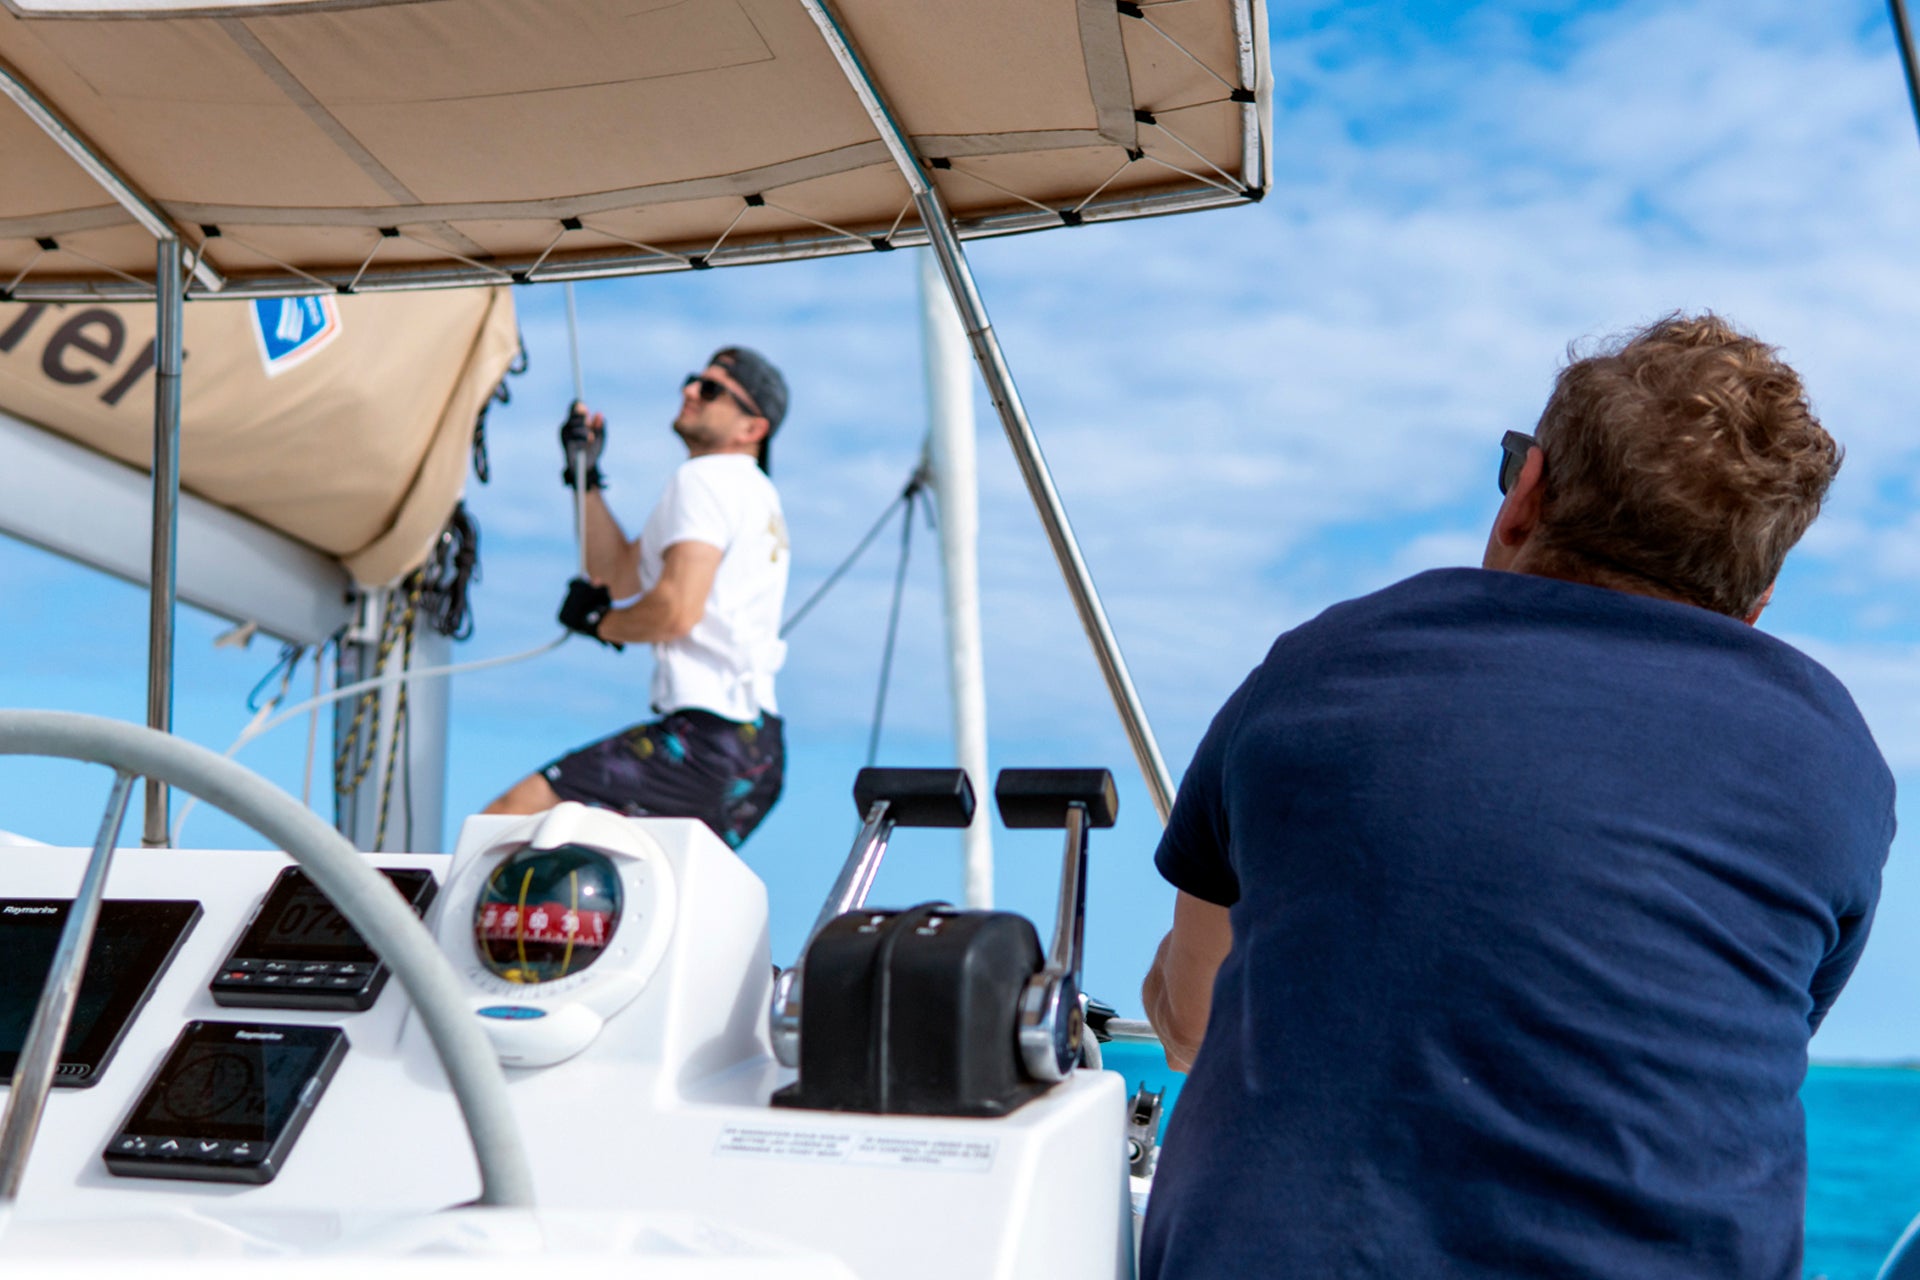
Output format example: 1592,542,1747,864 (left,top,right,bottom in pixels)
302,638,326,809
243,634,570,751
865,480,921,767
782,468,926,637
173,631,570,844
